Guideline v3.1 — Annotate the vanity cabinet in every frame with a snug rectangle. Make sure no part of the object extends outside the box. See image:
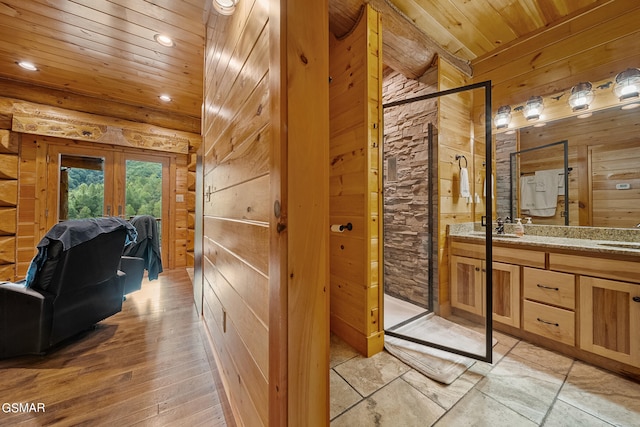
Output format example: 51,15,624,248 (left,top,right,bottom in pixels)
449,232,640,376
579,276,640,367
450,241,521,327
